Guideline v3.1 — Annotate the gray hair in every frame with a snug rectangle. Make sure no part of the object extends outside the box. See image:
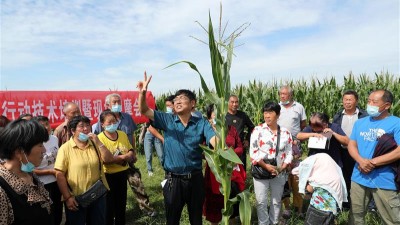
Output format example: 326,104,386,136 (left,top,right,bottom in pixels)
105,93,121,105
279,85,294,96
62,102,79,114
